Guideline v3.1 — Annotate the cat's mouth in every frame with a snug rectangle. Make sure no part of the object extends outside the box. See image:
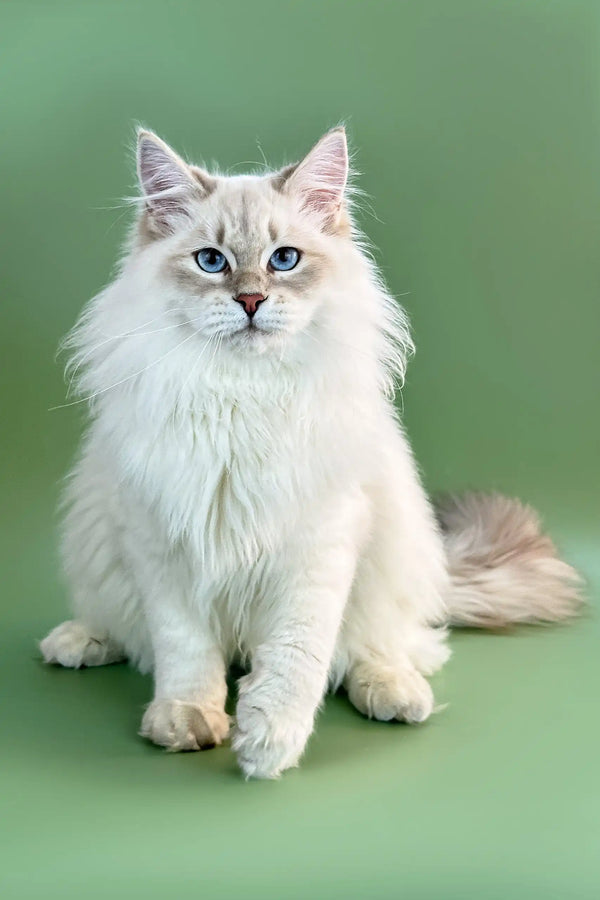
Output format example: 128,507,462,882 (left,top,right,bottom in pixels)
233,321,277,337
225,320,285,350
